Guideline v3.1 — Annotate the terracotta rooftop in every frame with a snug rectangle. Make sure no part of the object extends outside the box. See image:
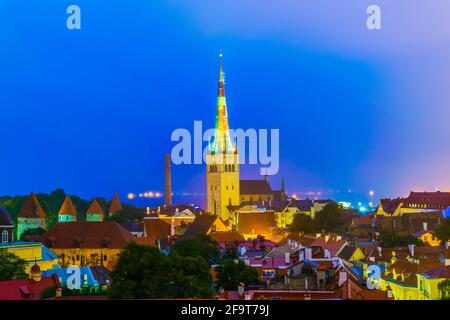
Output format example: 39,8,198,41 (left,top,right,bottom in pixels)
378,198,402,215
87,199,104,216
37,221,137,249
209,231,245,243
352,214,374,226
240,180,273,195
0,274,61,300
404,191,450,208
109,192,122,214
18,192,46,219
58,196,77,216
236,211,276,236
143,218,172,240
309,236,347,256
183,215,219,238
